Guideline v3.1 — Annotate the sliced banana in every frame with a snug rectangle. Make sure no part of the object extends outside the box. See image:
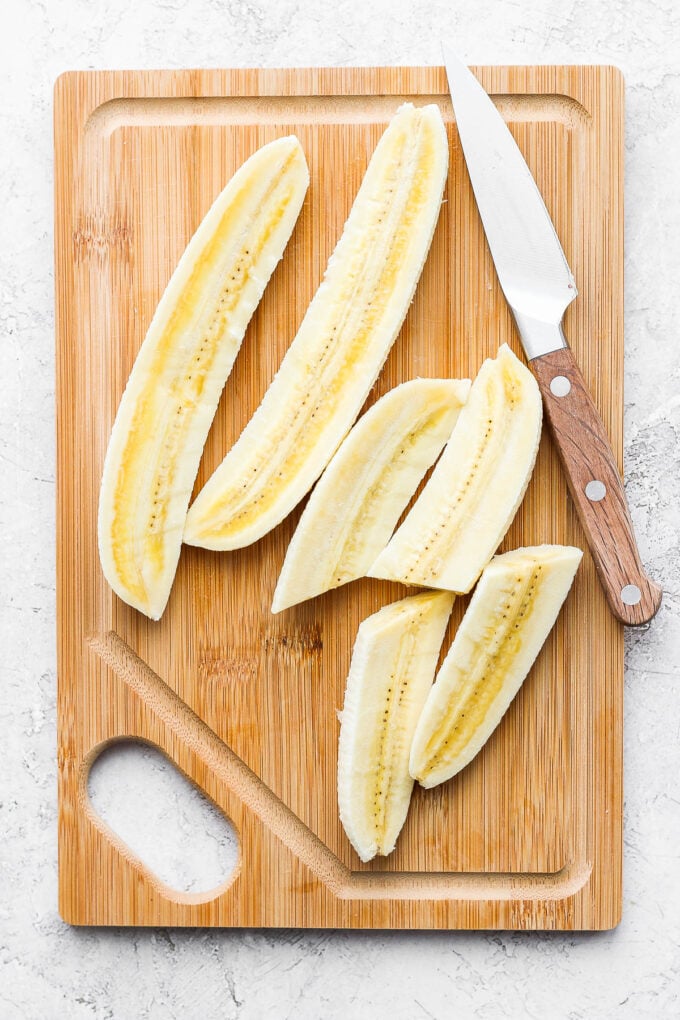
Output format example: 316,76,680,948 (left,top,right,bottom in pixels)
271,378,470,613
184,103,449,552
98,136,309,619
338,591,454,862
410,545,582,789
369,344,543,594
